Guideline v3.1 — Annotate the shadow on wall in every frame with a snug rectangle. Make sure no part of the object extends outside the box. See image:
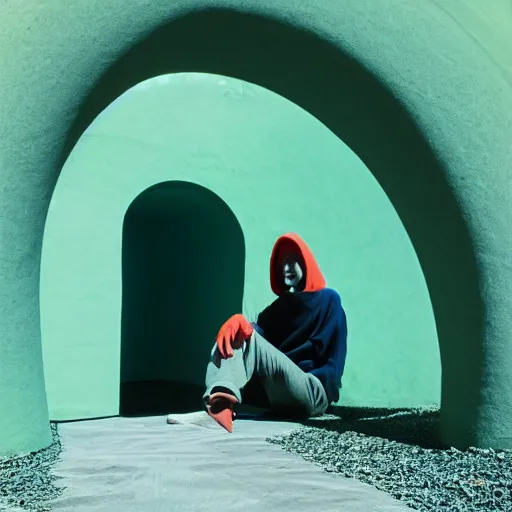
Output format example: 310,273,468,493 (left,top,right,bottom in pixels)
64,9,483,444
119,181,245,416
